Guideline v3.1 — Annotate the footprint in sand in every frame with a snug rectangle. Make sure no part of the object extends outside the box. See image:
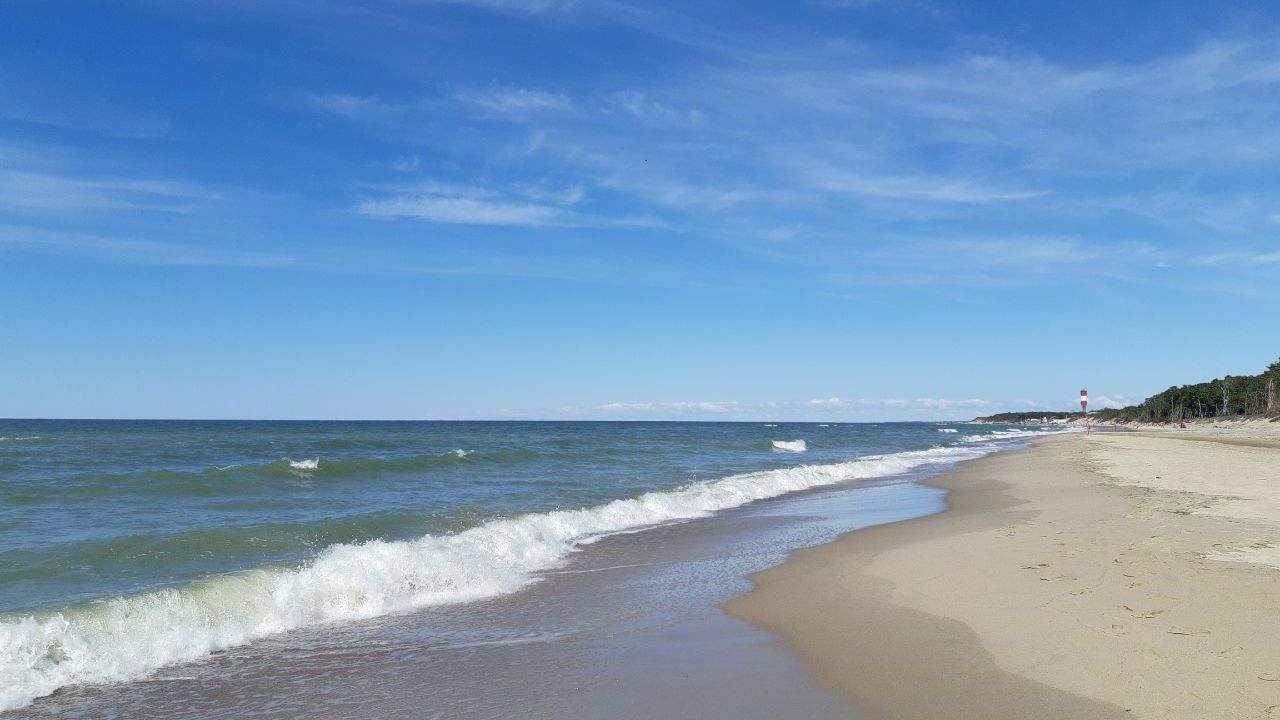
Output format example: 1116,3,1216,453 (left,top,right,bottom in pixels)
1167,627,1211,637
1259,672,1280,682
1267,705,1280,720
1120,604,1165,619
1214,646,1243,658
